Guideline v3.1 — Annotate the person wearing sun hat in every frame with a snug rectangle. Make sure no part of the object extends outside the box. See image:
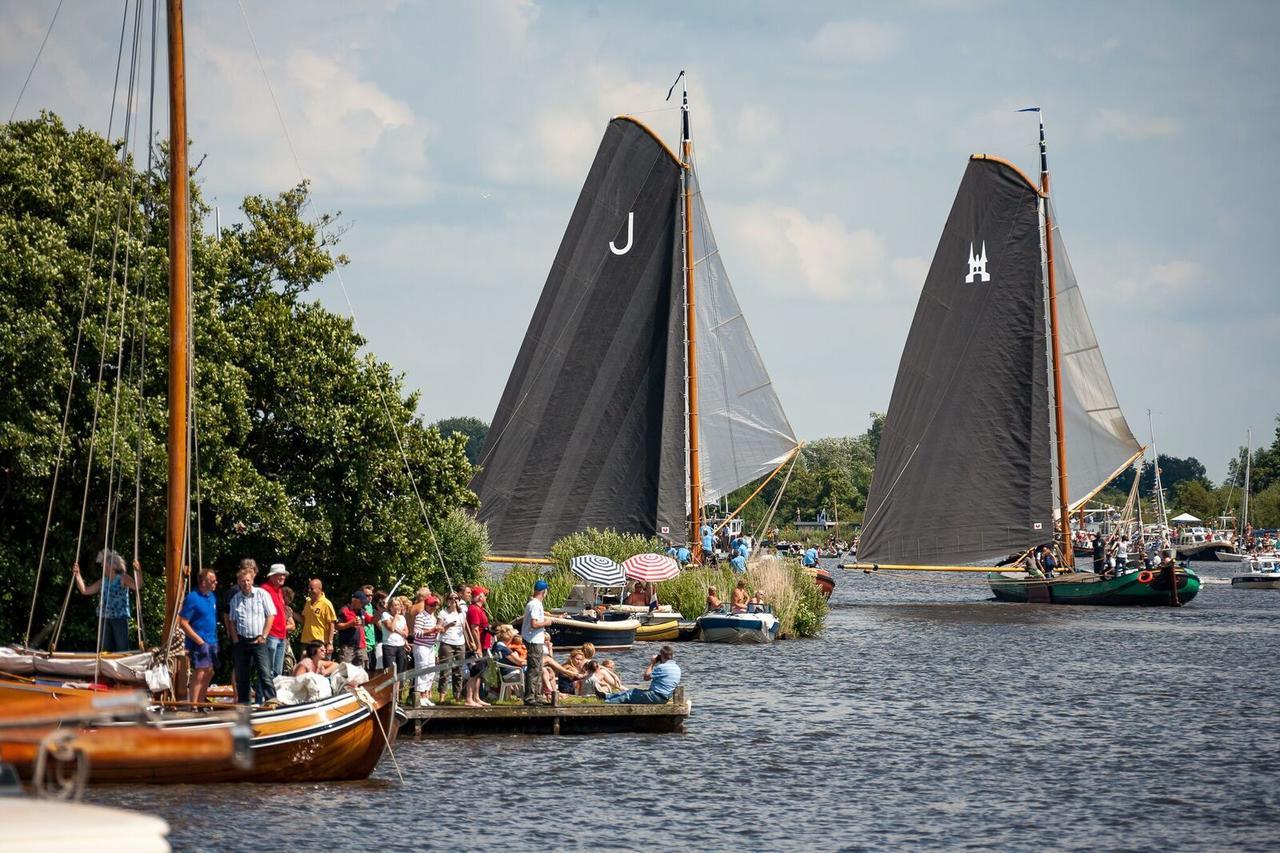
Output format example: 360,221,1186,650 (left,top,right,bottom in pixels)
521,579,554,705
259,563,290,677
